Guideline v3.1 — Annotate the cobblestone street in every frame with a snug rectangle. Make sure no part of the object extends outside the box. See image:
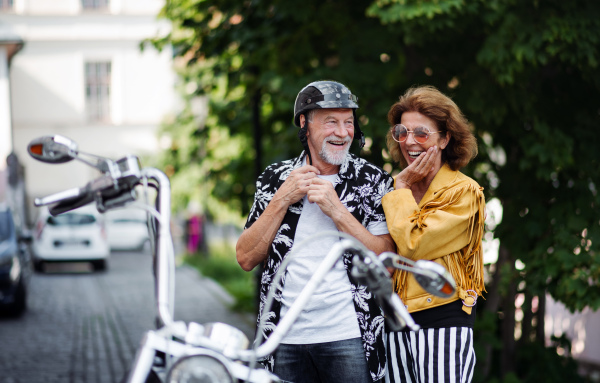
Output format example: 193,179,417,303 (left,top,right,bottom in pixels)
0,251,254,383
